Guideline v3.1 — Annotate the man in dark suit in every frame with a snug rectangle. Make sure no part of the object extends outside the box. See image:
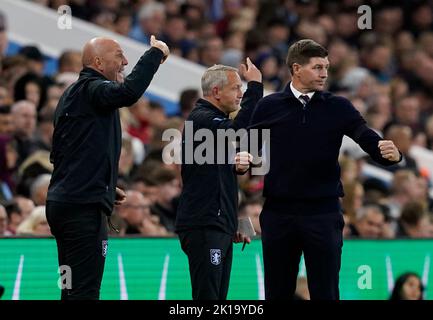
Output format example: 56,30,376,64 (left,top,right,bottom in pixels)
249,39,401,300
